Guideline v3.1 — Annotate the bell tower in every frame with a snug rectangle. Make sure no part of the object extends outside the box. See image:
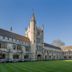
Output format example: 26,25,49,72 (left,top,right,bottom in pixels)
26,12,37,60
29,12,36,44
